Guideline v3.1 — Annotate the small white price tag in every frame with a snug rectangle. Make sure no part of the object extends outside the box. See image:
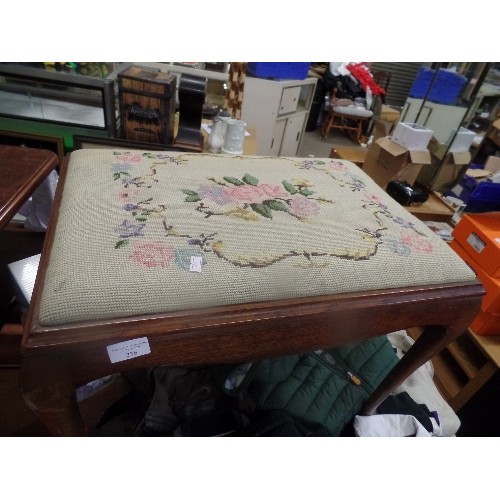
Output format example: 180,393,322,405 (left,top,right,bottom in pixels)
189,256,203,273
467,232,485,253
107,337,151,364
